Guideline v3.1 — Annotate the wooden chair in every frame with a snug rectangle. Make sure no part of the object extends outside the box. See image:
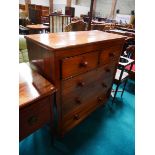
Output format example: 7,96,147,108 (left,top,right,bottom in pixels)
91,24,105,31
64,20,87,32
124,45,135,80
112,56,134,103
